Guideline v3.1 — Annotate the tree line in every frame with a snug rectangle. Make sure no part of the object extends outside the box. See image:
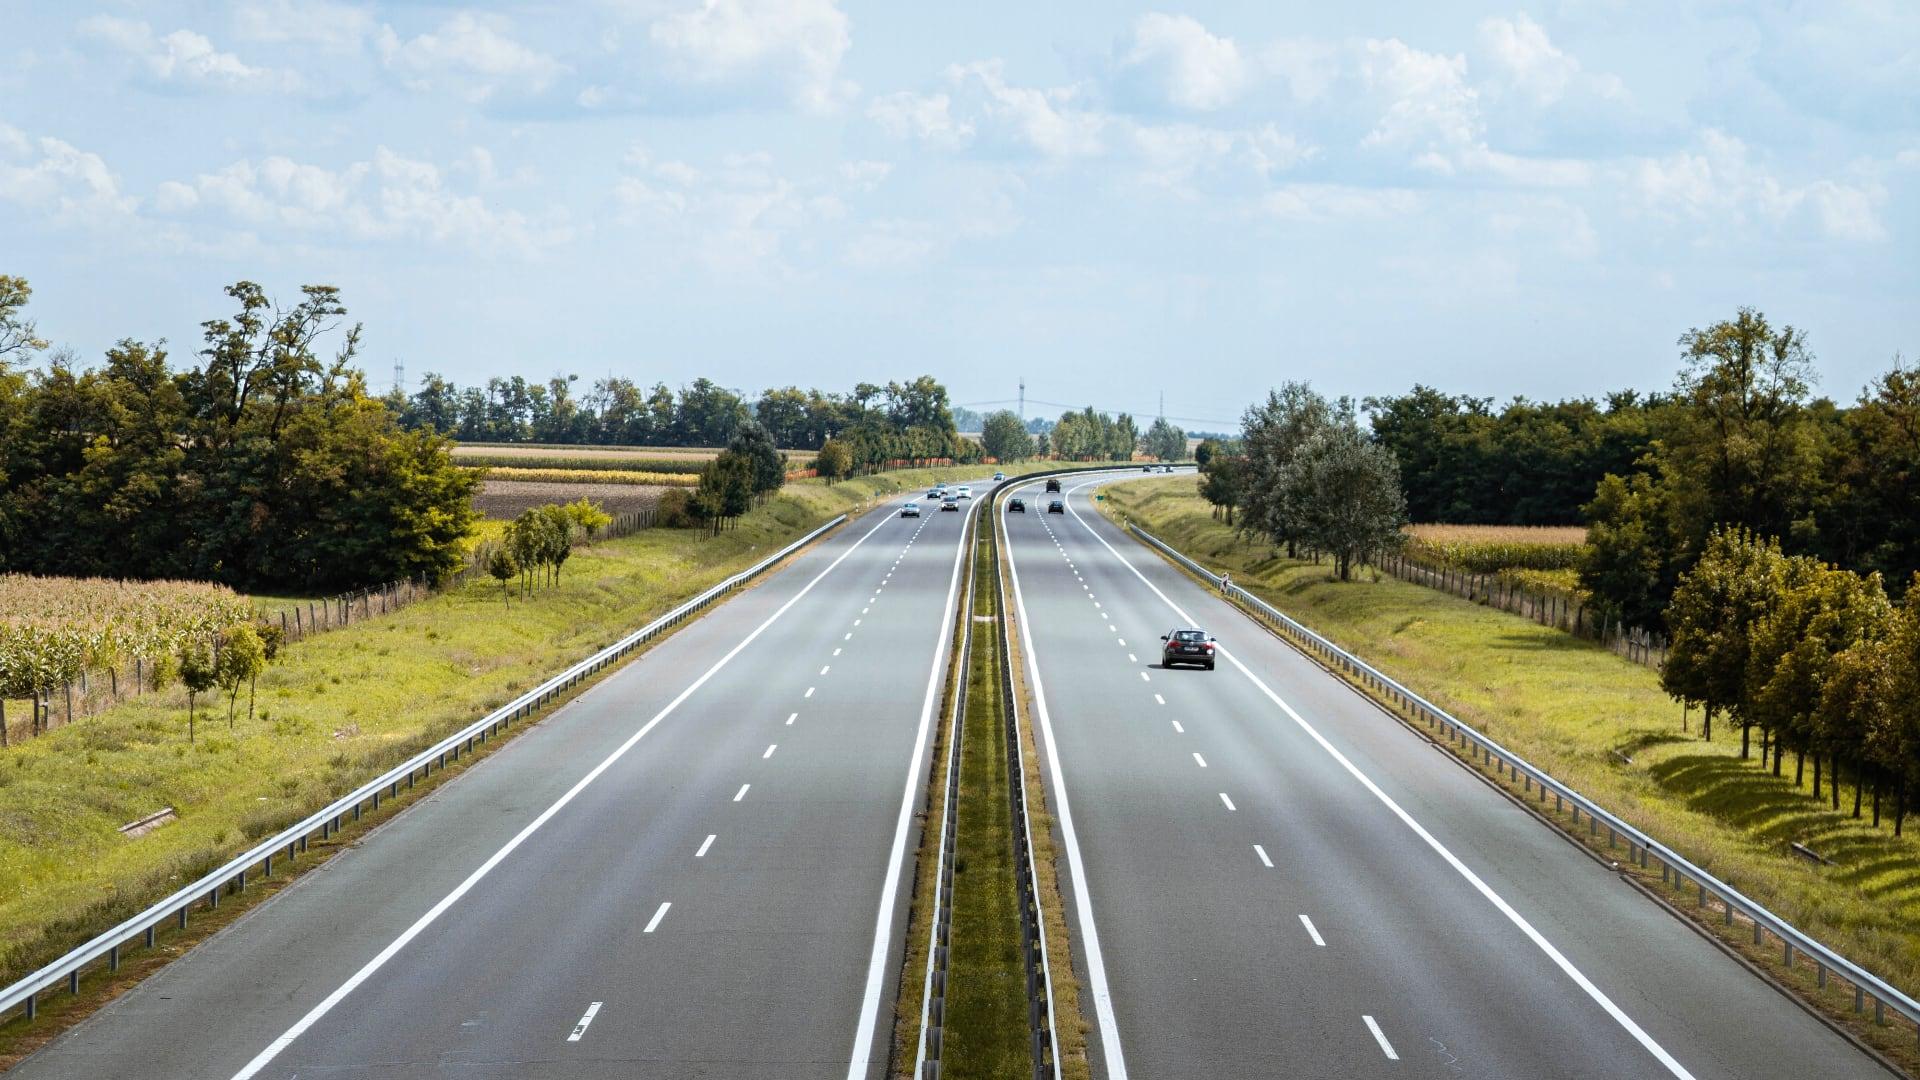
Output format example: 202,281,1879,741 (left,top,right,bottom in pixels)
0,276,478,592
1664,529,1920,834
